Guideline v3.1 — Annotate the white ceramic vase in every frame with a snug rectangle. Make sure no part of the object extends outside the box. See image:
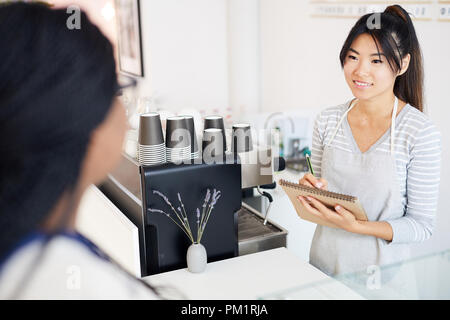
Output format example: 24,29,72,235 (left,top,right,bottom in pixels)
186,243,207,273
